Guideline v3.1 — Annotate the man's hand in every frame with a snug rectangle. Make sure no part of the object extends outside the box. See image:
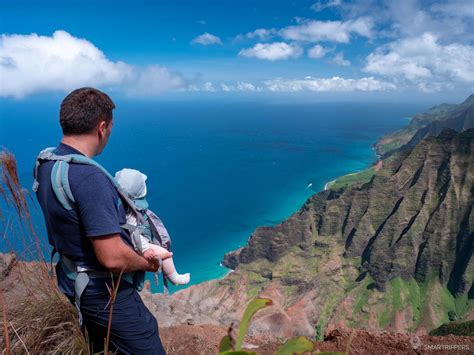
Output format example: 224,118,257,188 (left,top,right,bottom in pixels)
143,247,173,272
91,233,159,274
